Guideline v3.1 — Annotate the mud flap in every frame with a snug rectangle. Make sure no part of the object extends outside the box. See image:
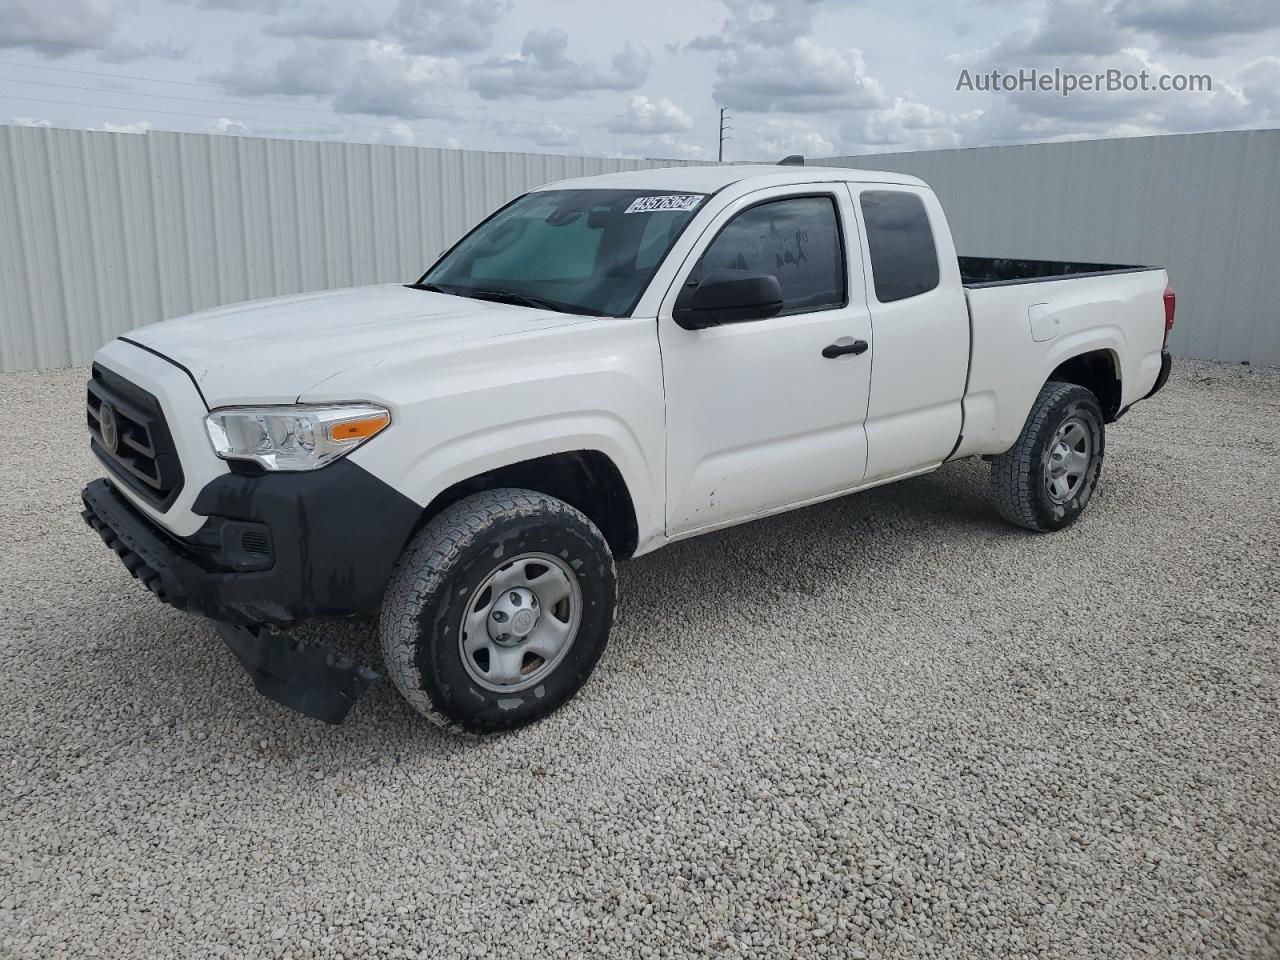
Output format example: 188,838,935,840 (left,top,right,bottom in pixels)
212,621,380,725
